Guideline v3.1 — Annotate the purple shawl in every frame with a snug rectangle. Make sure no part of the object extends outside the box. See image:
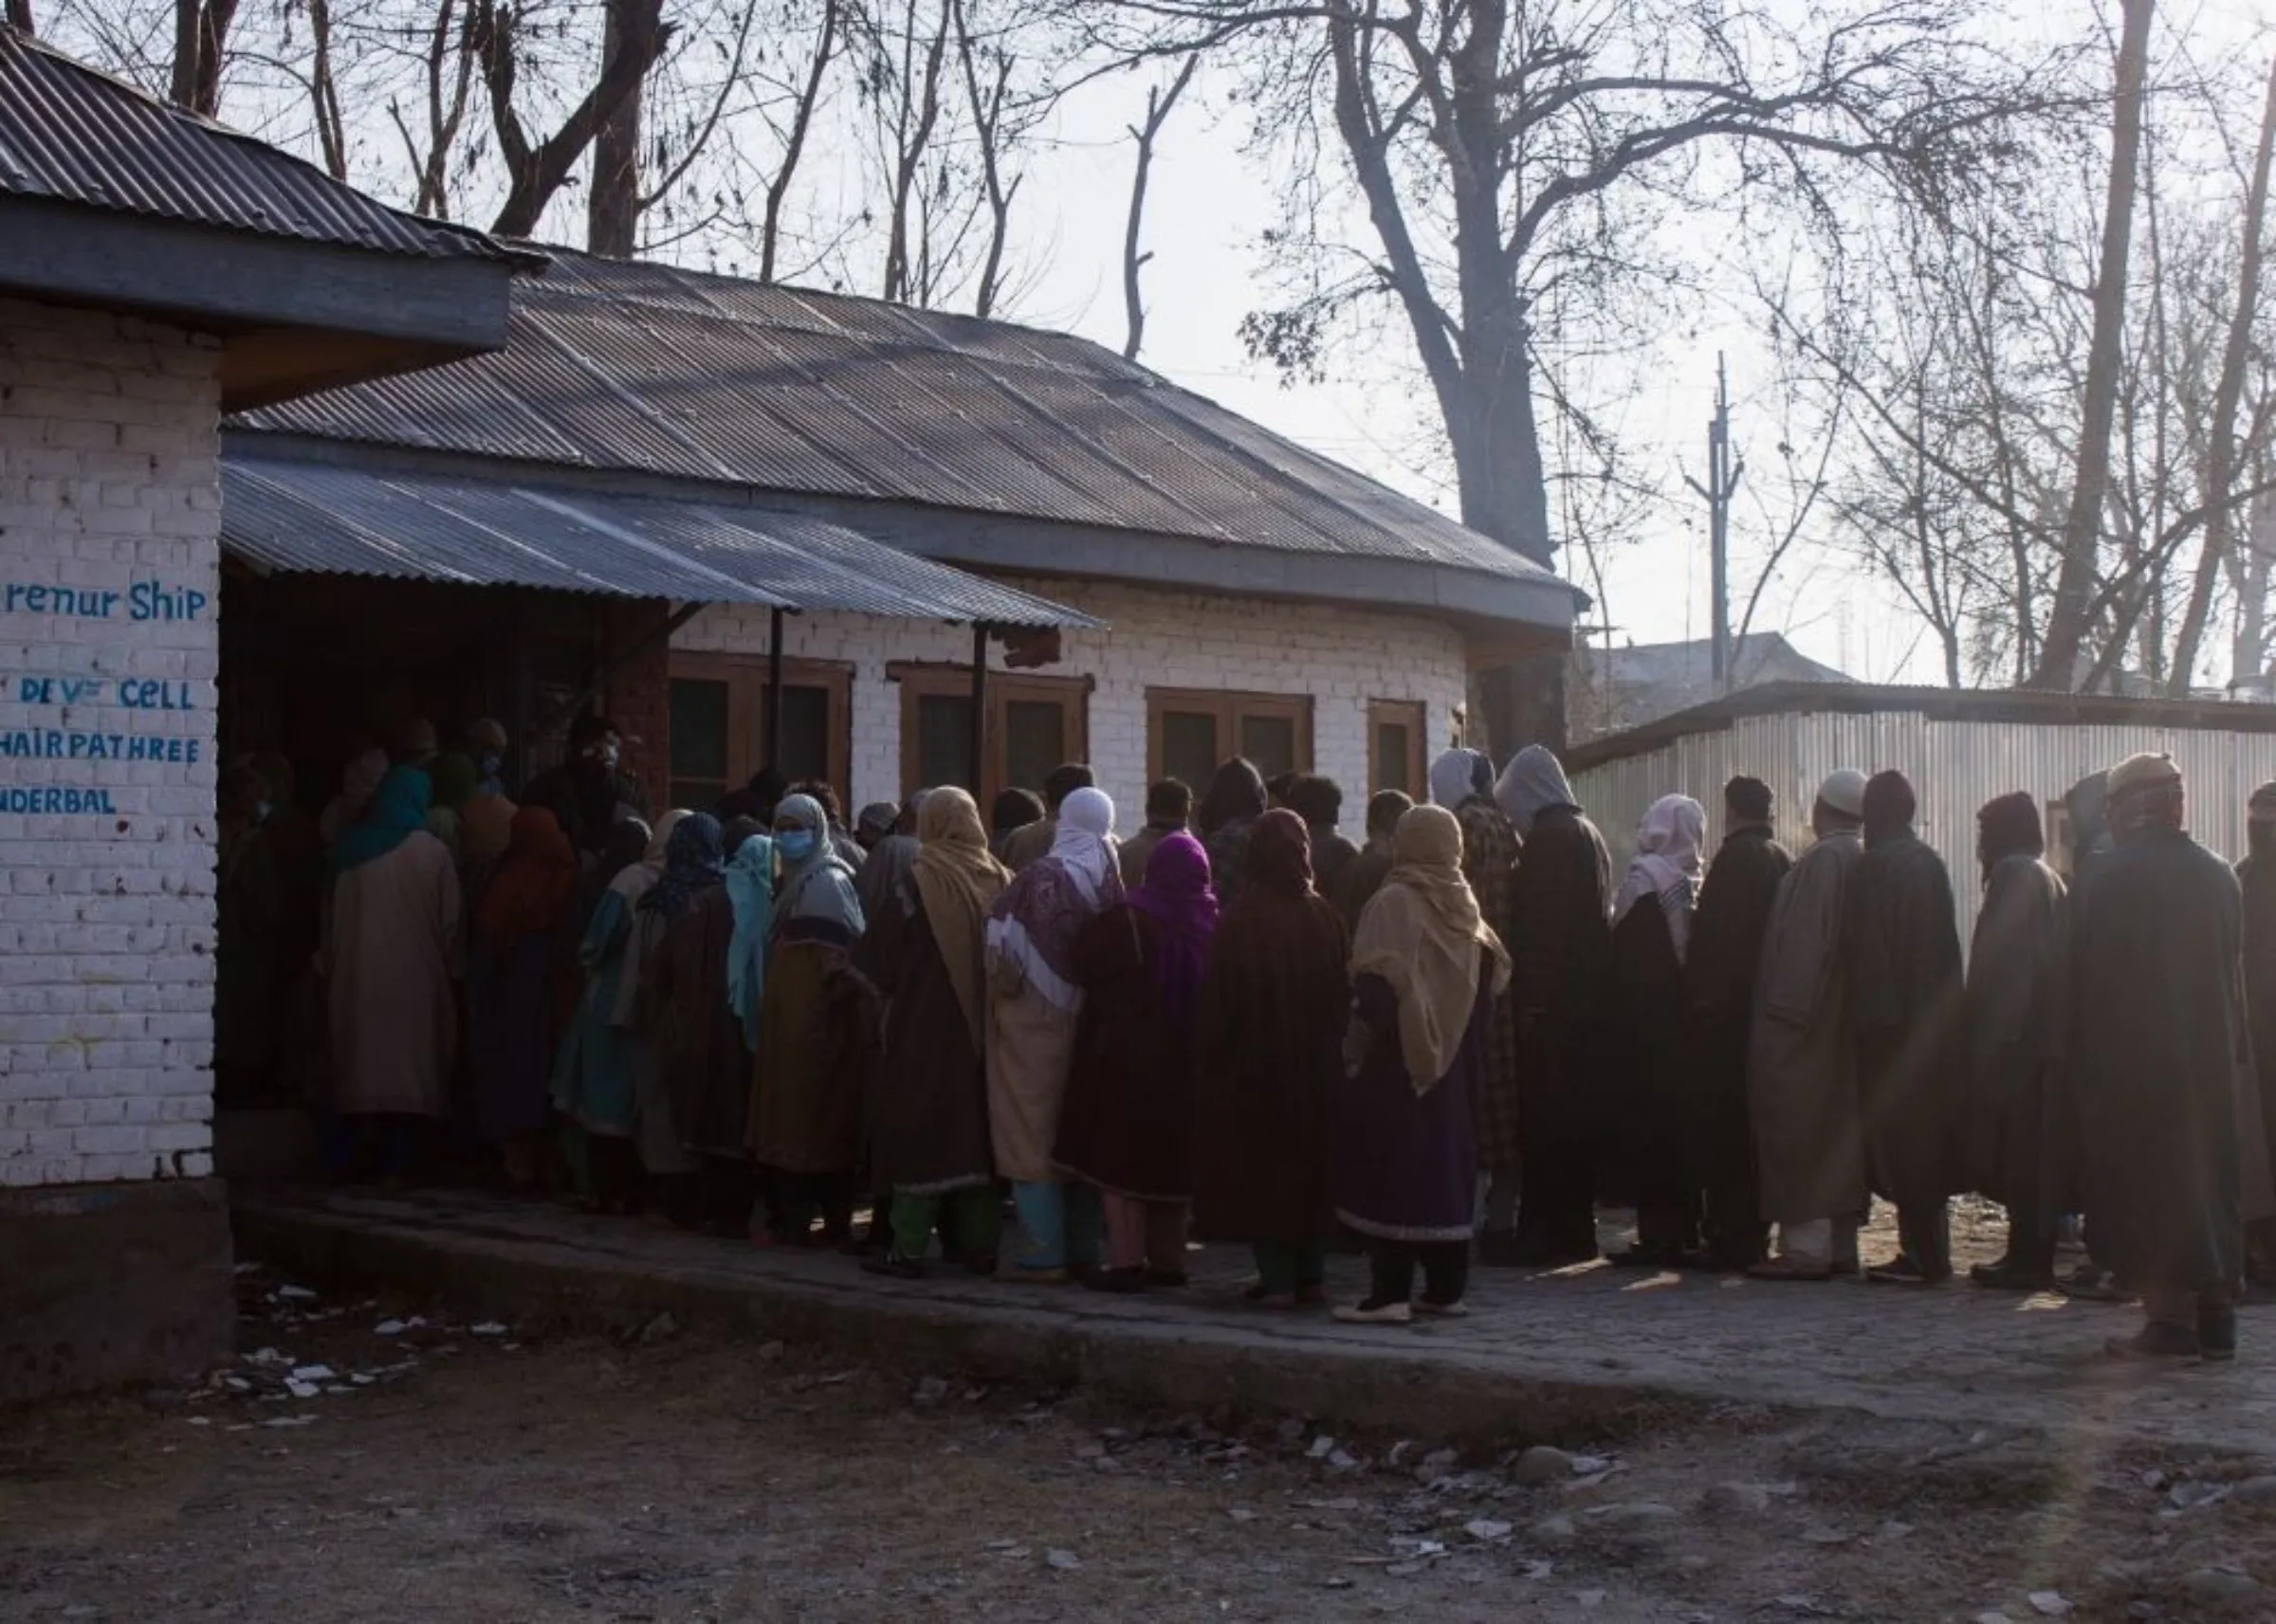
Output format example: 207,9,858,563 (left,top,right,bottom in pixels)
1129,830,1218,1023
